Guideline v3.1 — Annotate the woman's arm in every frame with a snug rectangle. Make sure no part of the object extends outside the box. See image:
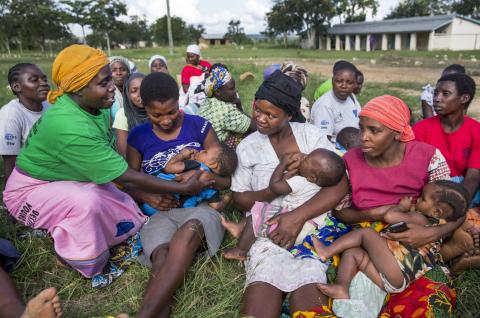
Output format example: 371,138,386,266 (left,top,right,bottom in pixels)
268,176,349,248
421,100,434,119
463,168,480,201
382,216,465,248
2,155,16,185
333,205,394,224
115,129,128,158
